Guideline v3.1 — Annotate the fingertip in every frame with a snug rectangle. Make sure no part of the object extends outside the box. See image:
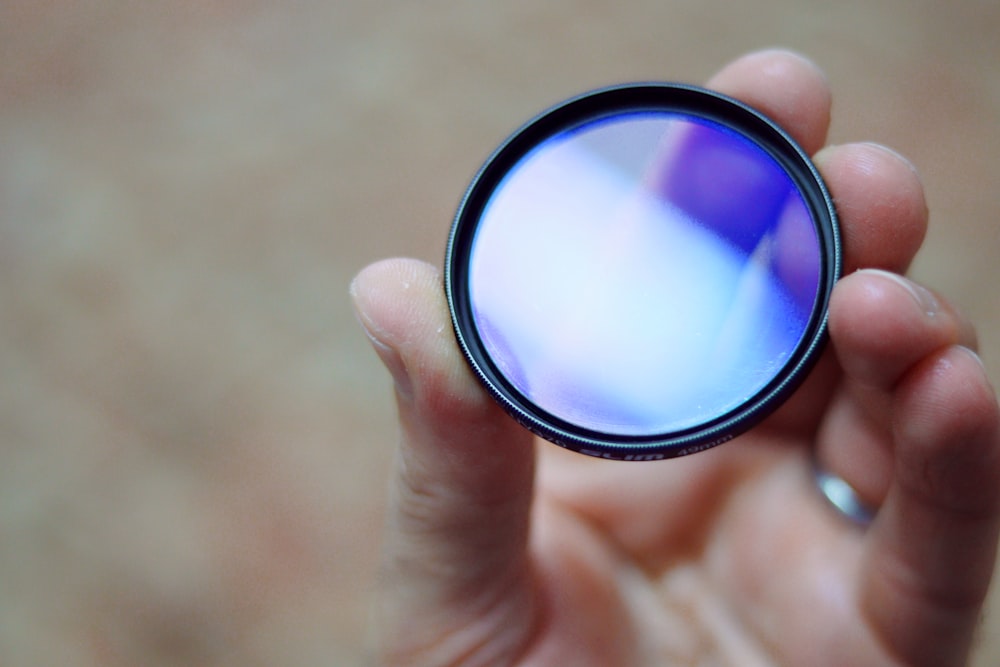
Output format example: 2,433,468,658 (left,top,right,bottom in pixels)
829,270,966,390
350,257,445,352
710,48,827,86
707,48,831,154
814,143,928,274
352,258,484,407
896,344,997,443
893,346,1000,510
